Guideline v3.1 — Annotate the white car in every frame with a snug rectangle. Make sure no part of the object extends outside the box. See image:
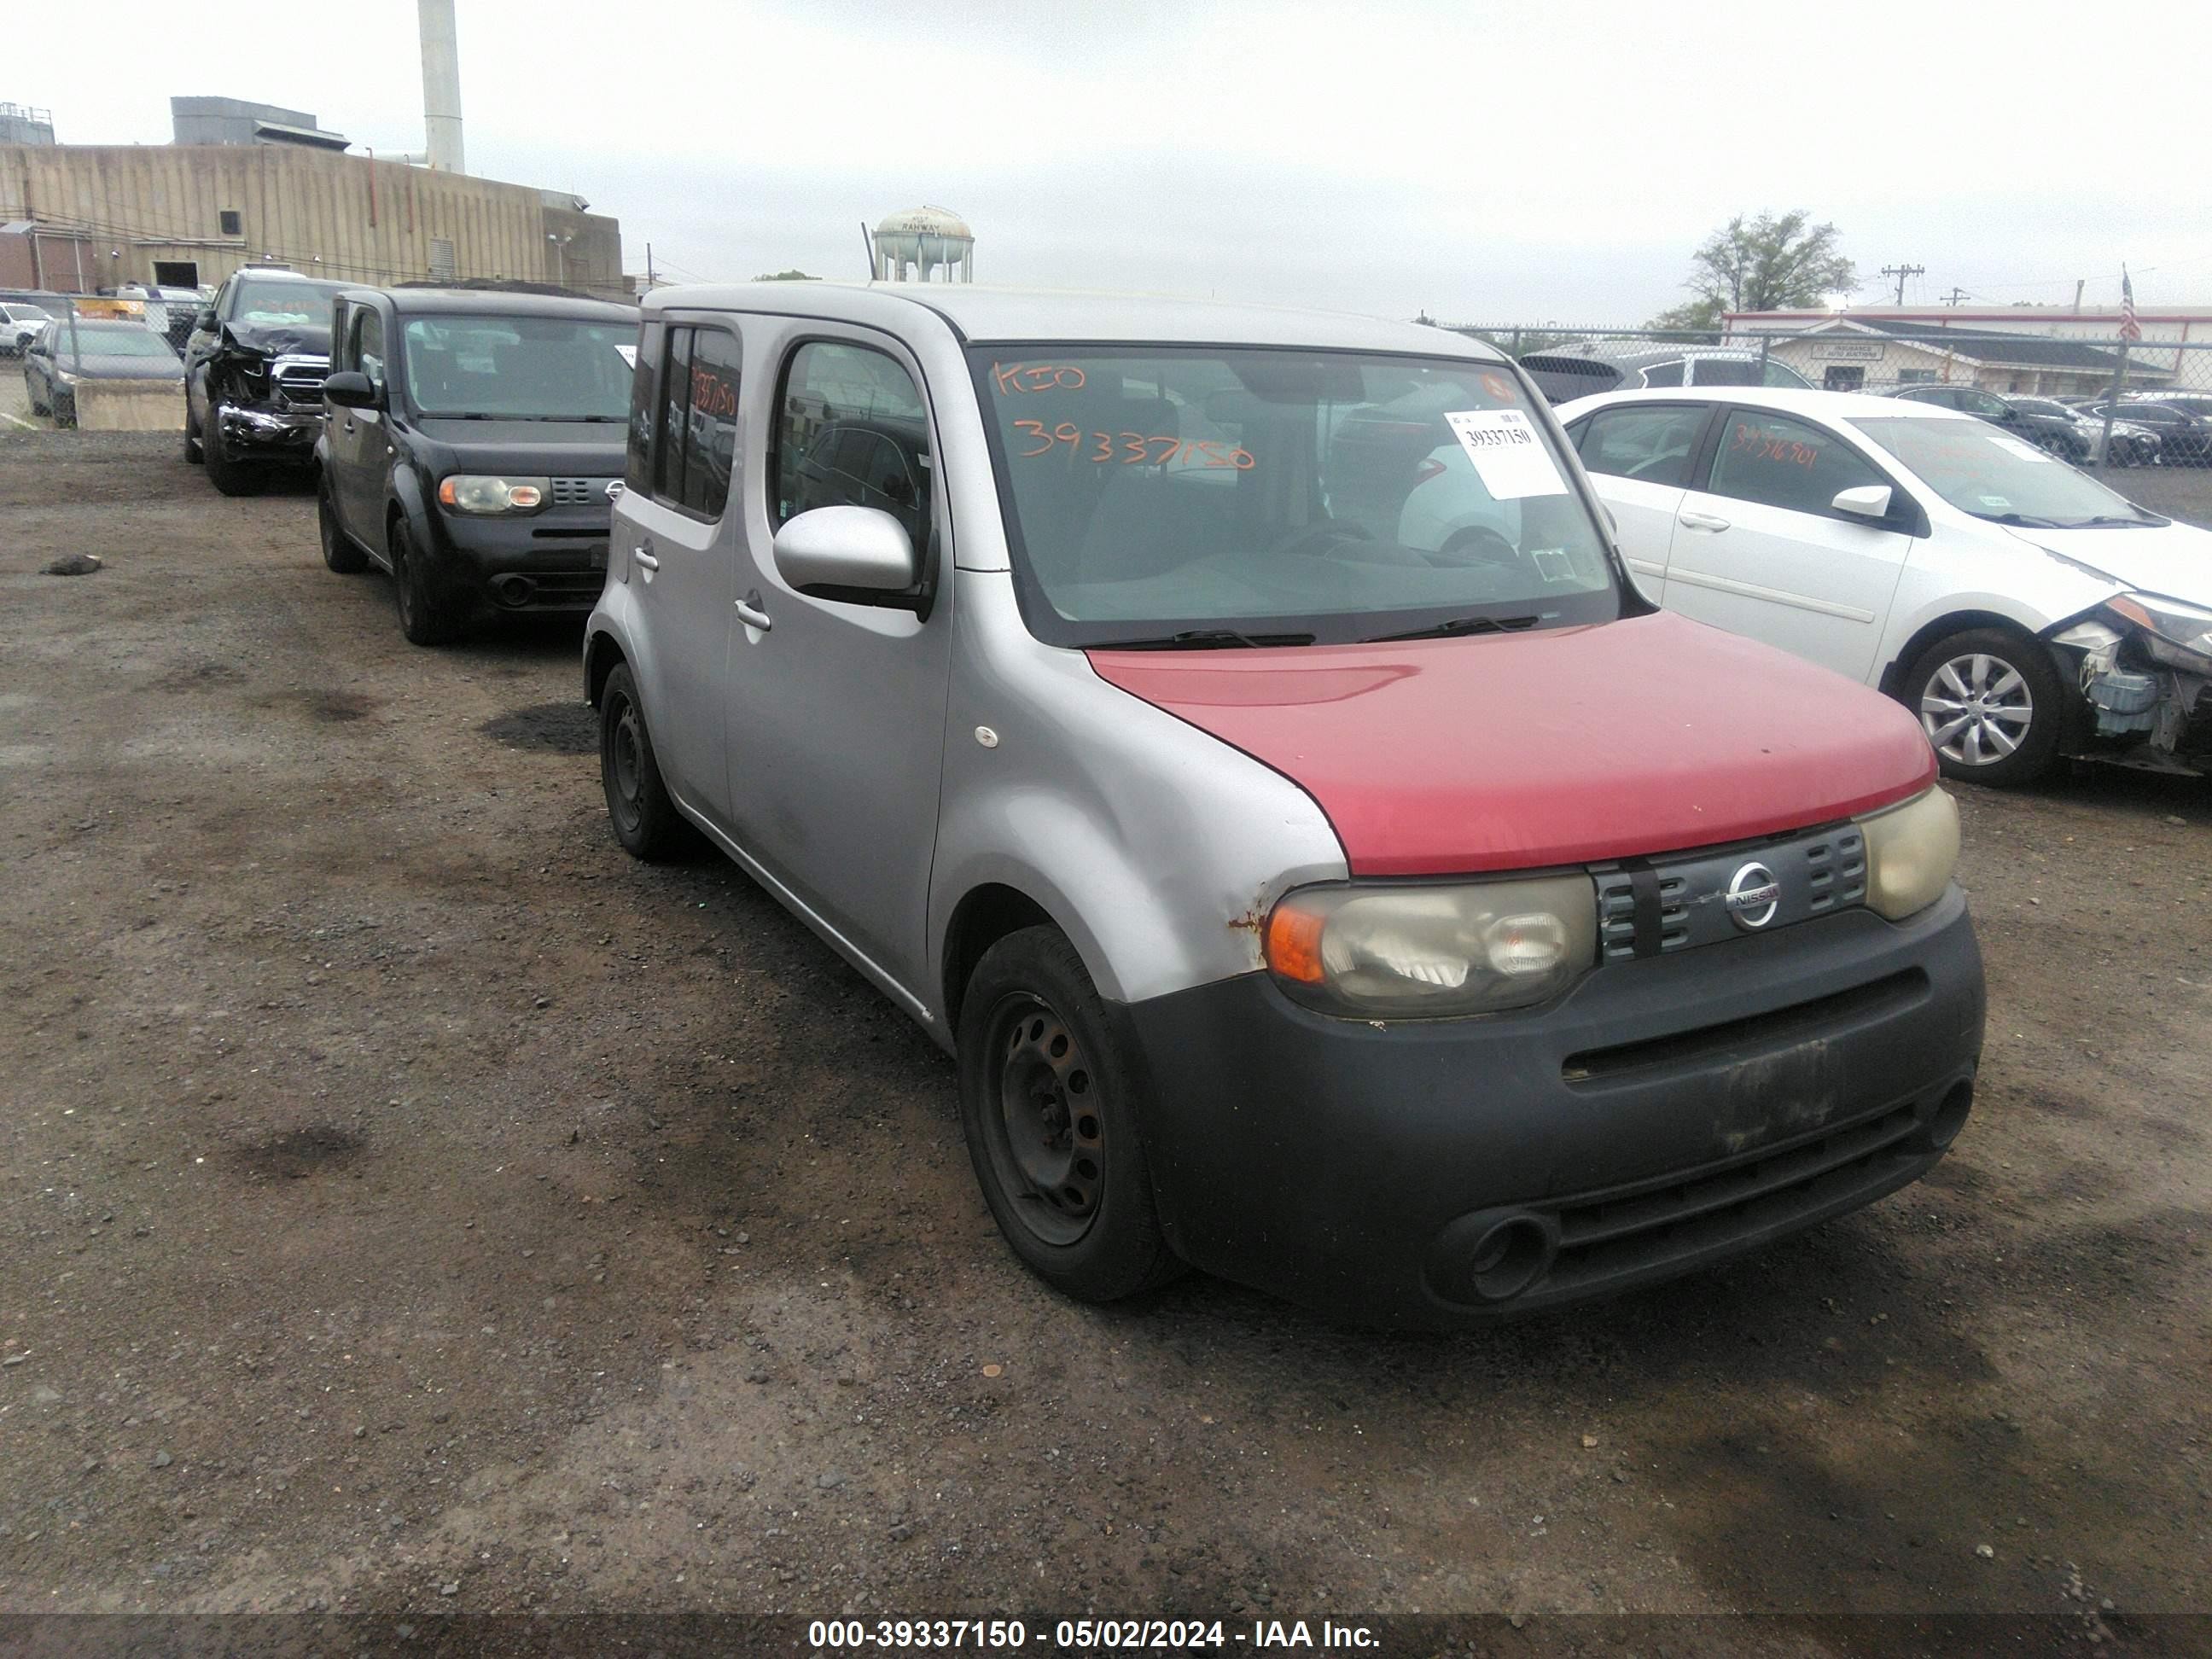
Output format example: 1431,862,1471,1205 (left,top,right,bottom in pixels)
1557,387,2212,783
1,302,54,357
